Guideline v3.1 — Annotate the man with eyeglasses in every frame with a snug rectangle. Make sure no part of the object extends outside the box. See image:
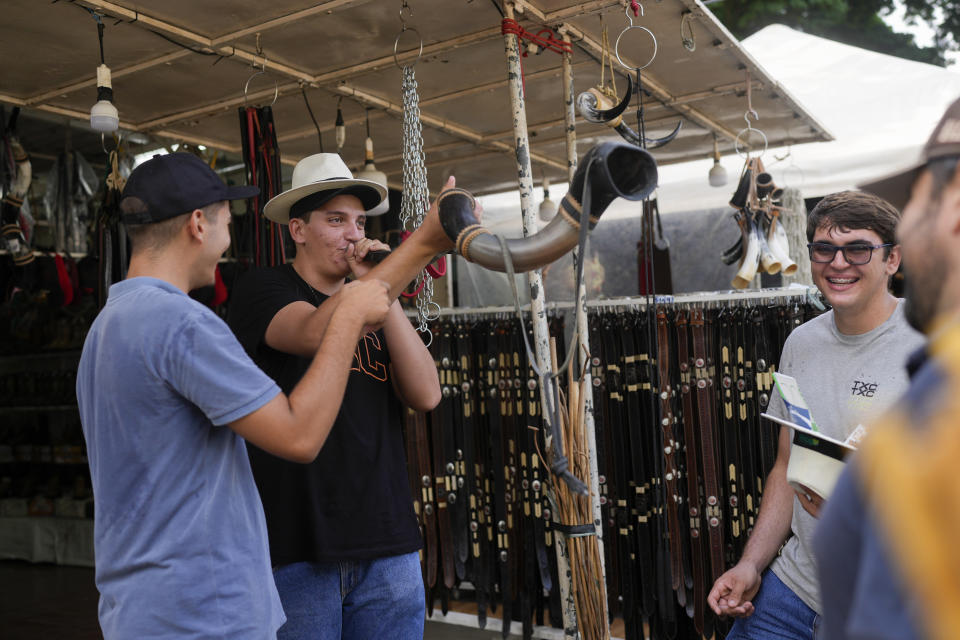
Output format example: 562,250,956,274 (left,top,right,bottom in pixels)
813,97,960,639
708,190,924,640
